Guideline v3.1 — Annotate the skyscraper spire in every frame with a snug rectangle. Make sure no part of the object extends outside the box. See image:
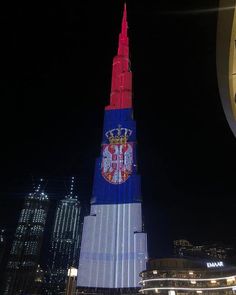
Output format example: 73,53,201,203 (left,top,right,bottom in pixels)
106,3,132,110
33,178,44,194
118,3,128,56
69,176,75,197
65,176,77,199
